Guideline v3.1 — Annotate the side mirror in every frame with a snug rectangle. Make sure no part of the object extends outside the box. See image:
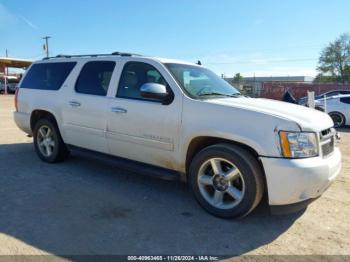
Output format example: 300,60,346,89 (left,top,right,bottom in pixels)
140,83,169,101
